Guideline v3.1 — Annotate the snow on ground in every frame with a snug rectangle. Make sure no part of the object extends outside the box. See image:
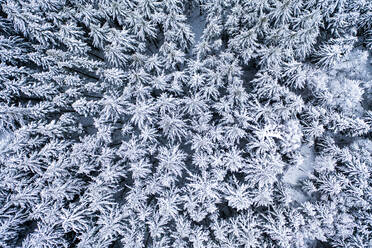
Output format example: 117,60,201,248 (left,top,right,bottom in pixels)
283,48,371,203
283,145,315,185
329,48,372,111
188,5,206,45
0,130,12,153
283,145,315,202
332,48,372,82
